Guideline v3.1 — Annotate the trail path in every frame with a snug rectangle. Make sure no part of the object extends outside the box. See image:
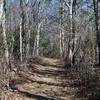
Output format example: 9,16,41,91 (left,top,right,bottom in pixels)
7,57,100,100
